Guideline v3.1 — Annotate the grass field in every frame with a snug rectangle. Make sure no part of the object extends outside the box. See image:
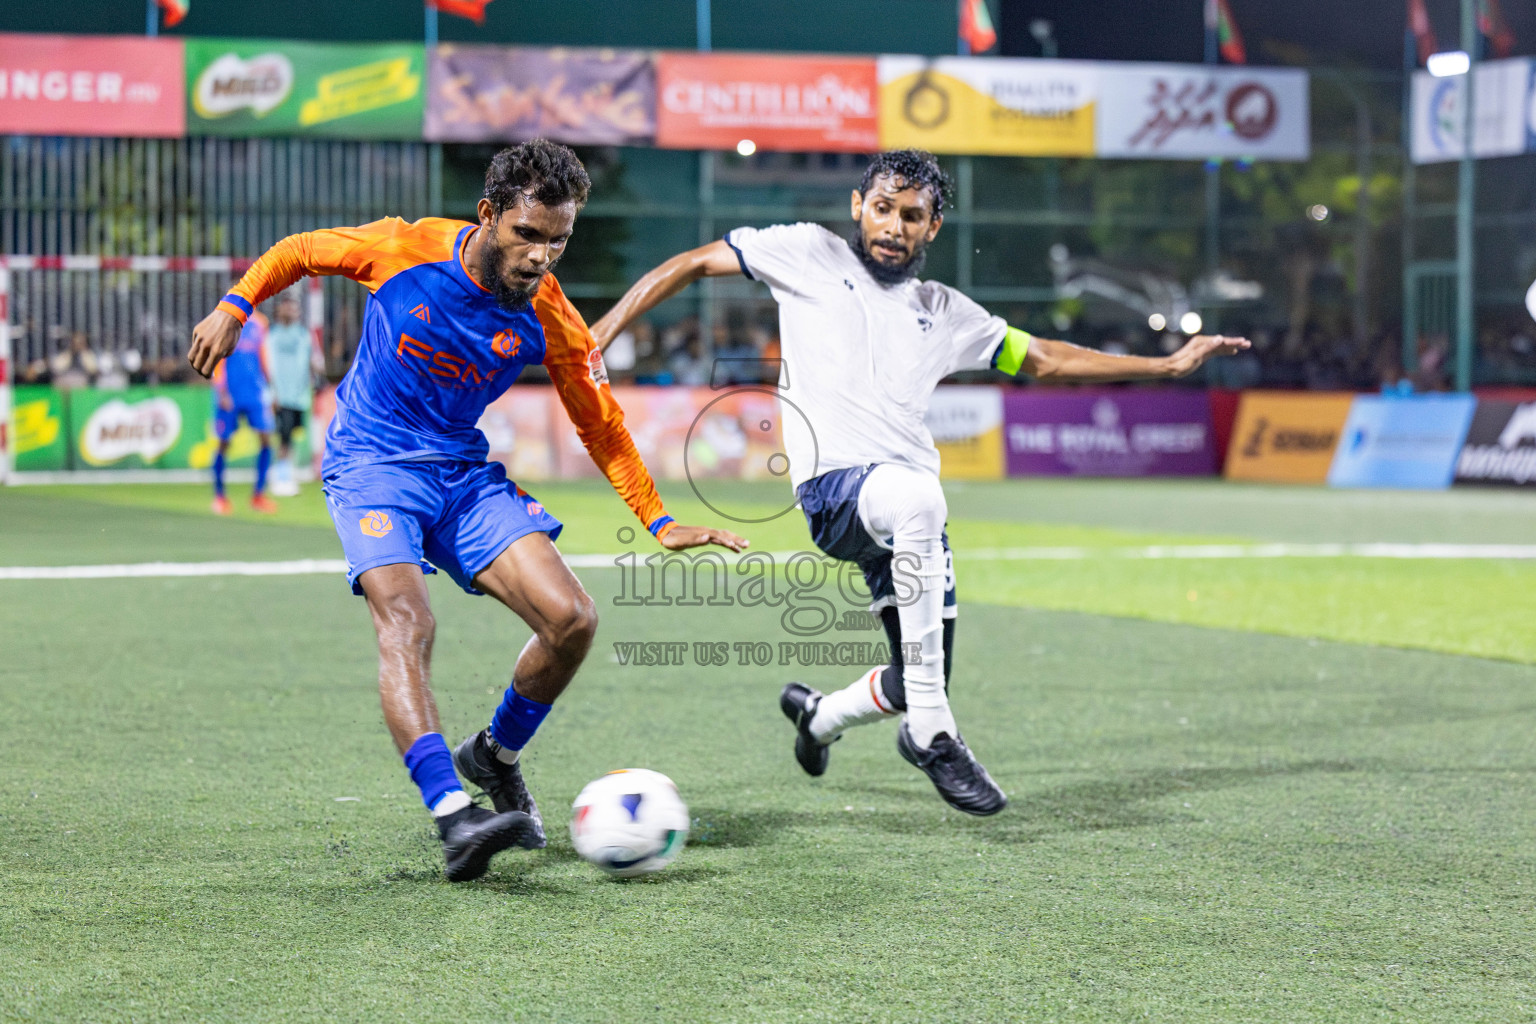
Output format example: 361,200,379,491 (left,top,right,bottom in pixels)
2,477,1534,1022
